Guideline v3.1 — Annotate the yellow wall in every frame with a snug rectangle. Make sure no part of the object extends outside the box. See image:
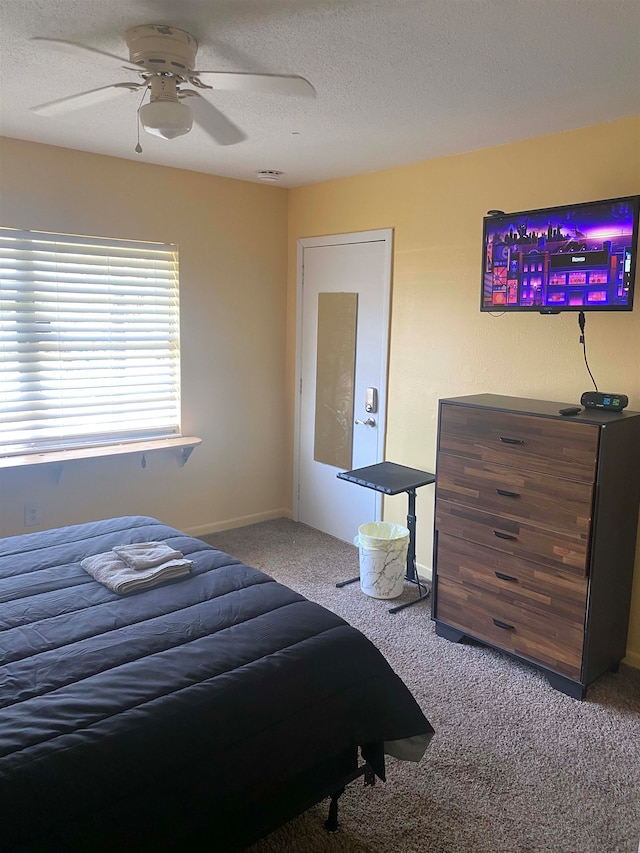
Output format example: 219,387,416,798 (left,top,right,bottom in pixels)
0,137,290,537
1,119,640,666
287,116,640,665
